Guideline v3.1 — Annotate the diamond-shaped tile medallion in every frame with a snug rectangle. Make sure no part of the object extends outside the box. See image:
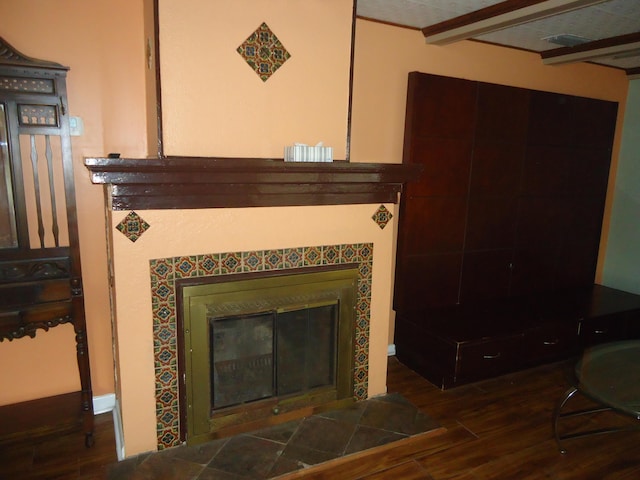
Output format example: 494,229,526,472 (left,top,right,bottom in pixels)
372,205,393,230
116,211,150,242
237,22,291,82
